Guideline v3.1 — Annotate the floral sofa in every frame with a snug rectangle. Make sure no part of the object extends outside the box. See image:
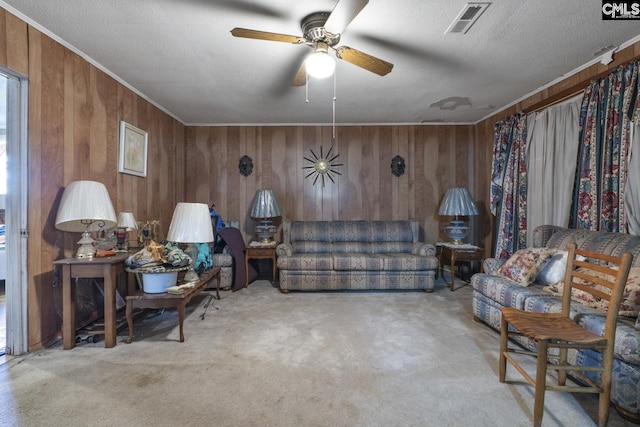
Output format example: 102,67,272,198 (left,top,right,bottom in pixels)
471,225,640,420
276,219,438,292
